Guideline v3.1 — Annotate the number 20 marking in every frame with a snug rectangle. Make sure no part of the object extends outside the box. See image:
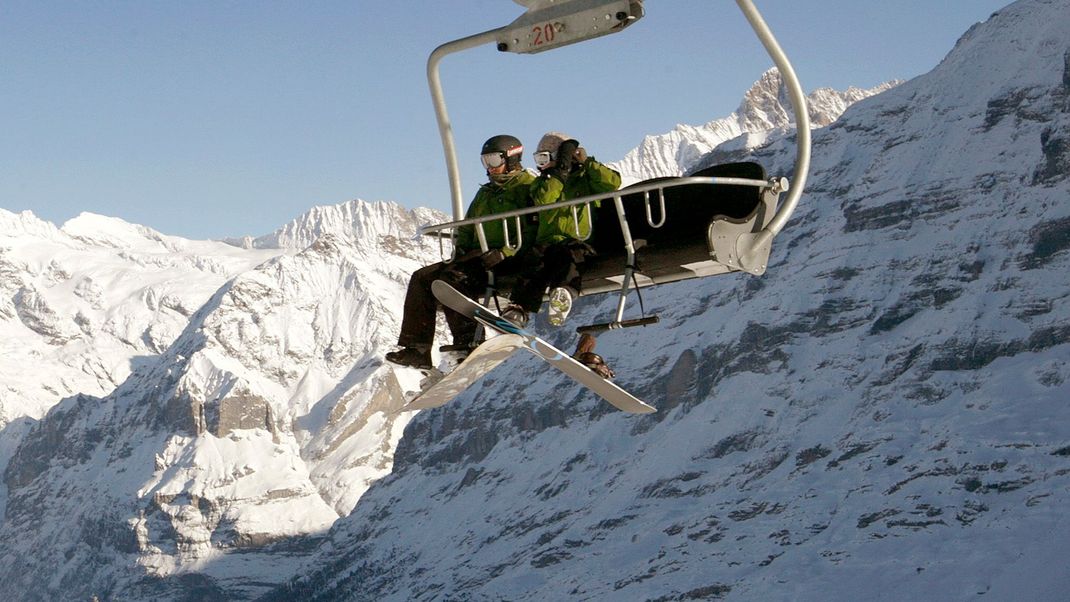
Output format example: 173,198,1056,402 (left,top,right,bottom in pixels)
532,23,556,45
